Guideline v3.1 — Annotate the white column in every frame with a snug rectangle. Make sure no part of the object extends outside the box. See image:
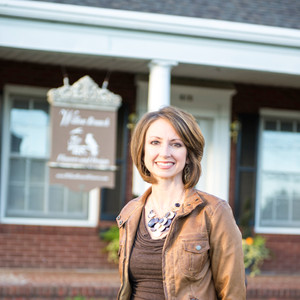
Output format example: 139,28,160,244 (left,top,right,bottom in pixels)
148,60,178,112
